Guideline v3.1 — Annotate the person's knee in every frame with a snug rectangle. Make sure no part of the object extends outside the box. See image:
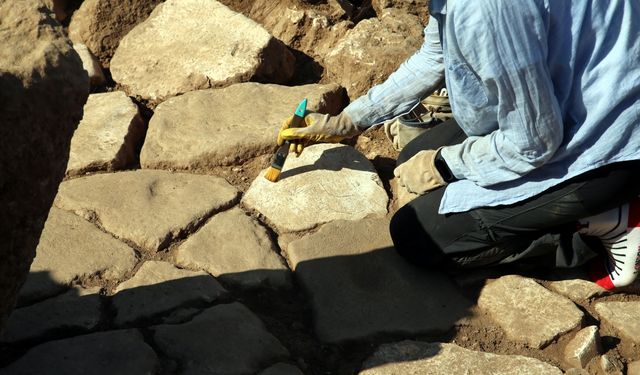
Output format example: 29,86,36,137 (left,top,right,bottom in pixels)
390,206,444,268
